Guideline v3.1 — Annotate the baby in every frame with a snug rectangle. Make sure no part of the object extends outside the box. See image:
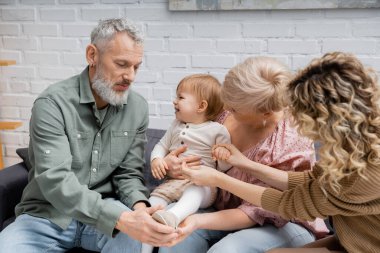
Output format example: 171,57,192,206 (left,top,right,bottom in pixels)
141,74,231,253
